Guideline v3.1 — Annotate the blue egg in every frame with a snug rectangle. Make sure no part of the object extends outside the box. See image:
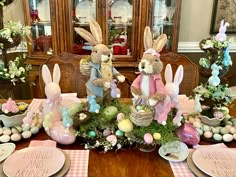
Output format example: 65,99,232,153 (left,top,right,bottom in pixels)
115,130,124,137
88,131,96,138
